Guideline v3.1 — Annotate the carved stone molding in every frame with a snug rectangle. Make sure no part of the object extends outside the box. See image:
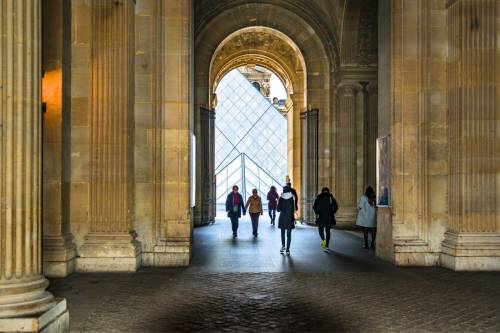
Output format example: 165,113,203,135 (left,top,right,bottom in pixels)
337,84,358,97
